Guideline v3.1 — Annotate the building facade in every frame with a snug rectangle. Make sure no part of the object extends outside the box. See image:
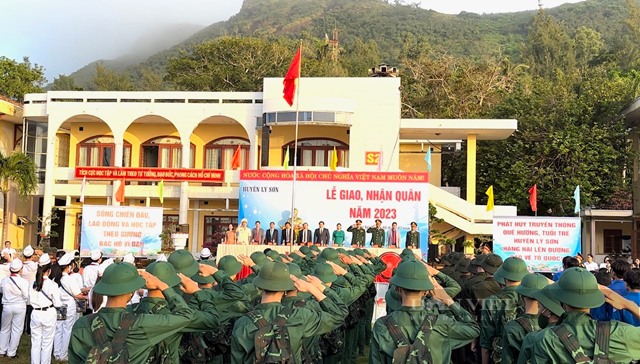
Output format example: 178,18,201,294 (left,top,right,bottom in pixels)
19,77,518,253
